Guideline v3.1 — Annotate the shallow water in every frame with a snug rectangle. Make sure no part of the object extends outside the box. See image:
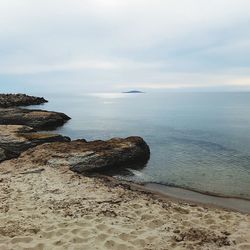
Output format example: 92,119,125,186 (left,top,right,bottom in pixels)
145,183,250,213
27,92,250,199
